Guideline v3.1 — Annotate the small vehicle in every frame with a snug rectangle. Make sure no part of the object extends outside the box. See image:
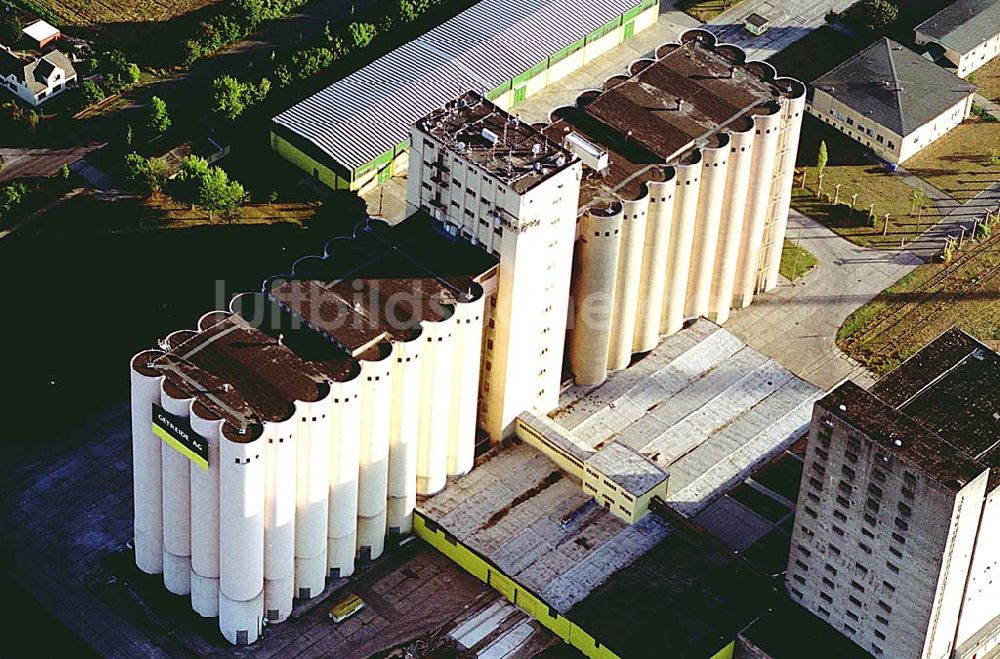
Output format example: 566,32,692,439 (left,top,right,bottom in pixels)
328,593,365,623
